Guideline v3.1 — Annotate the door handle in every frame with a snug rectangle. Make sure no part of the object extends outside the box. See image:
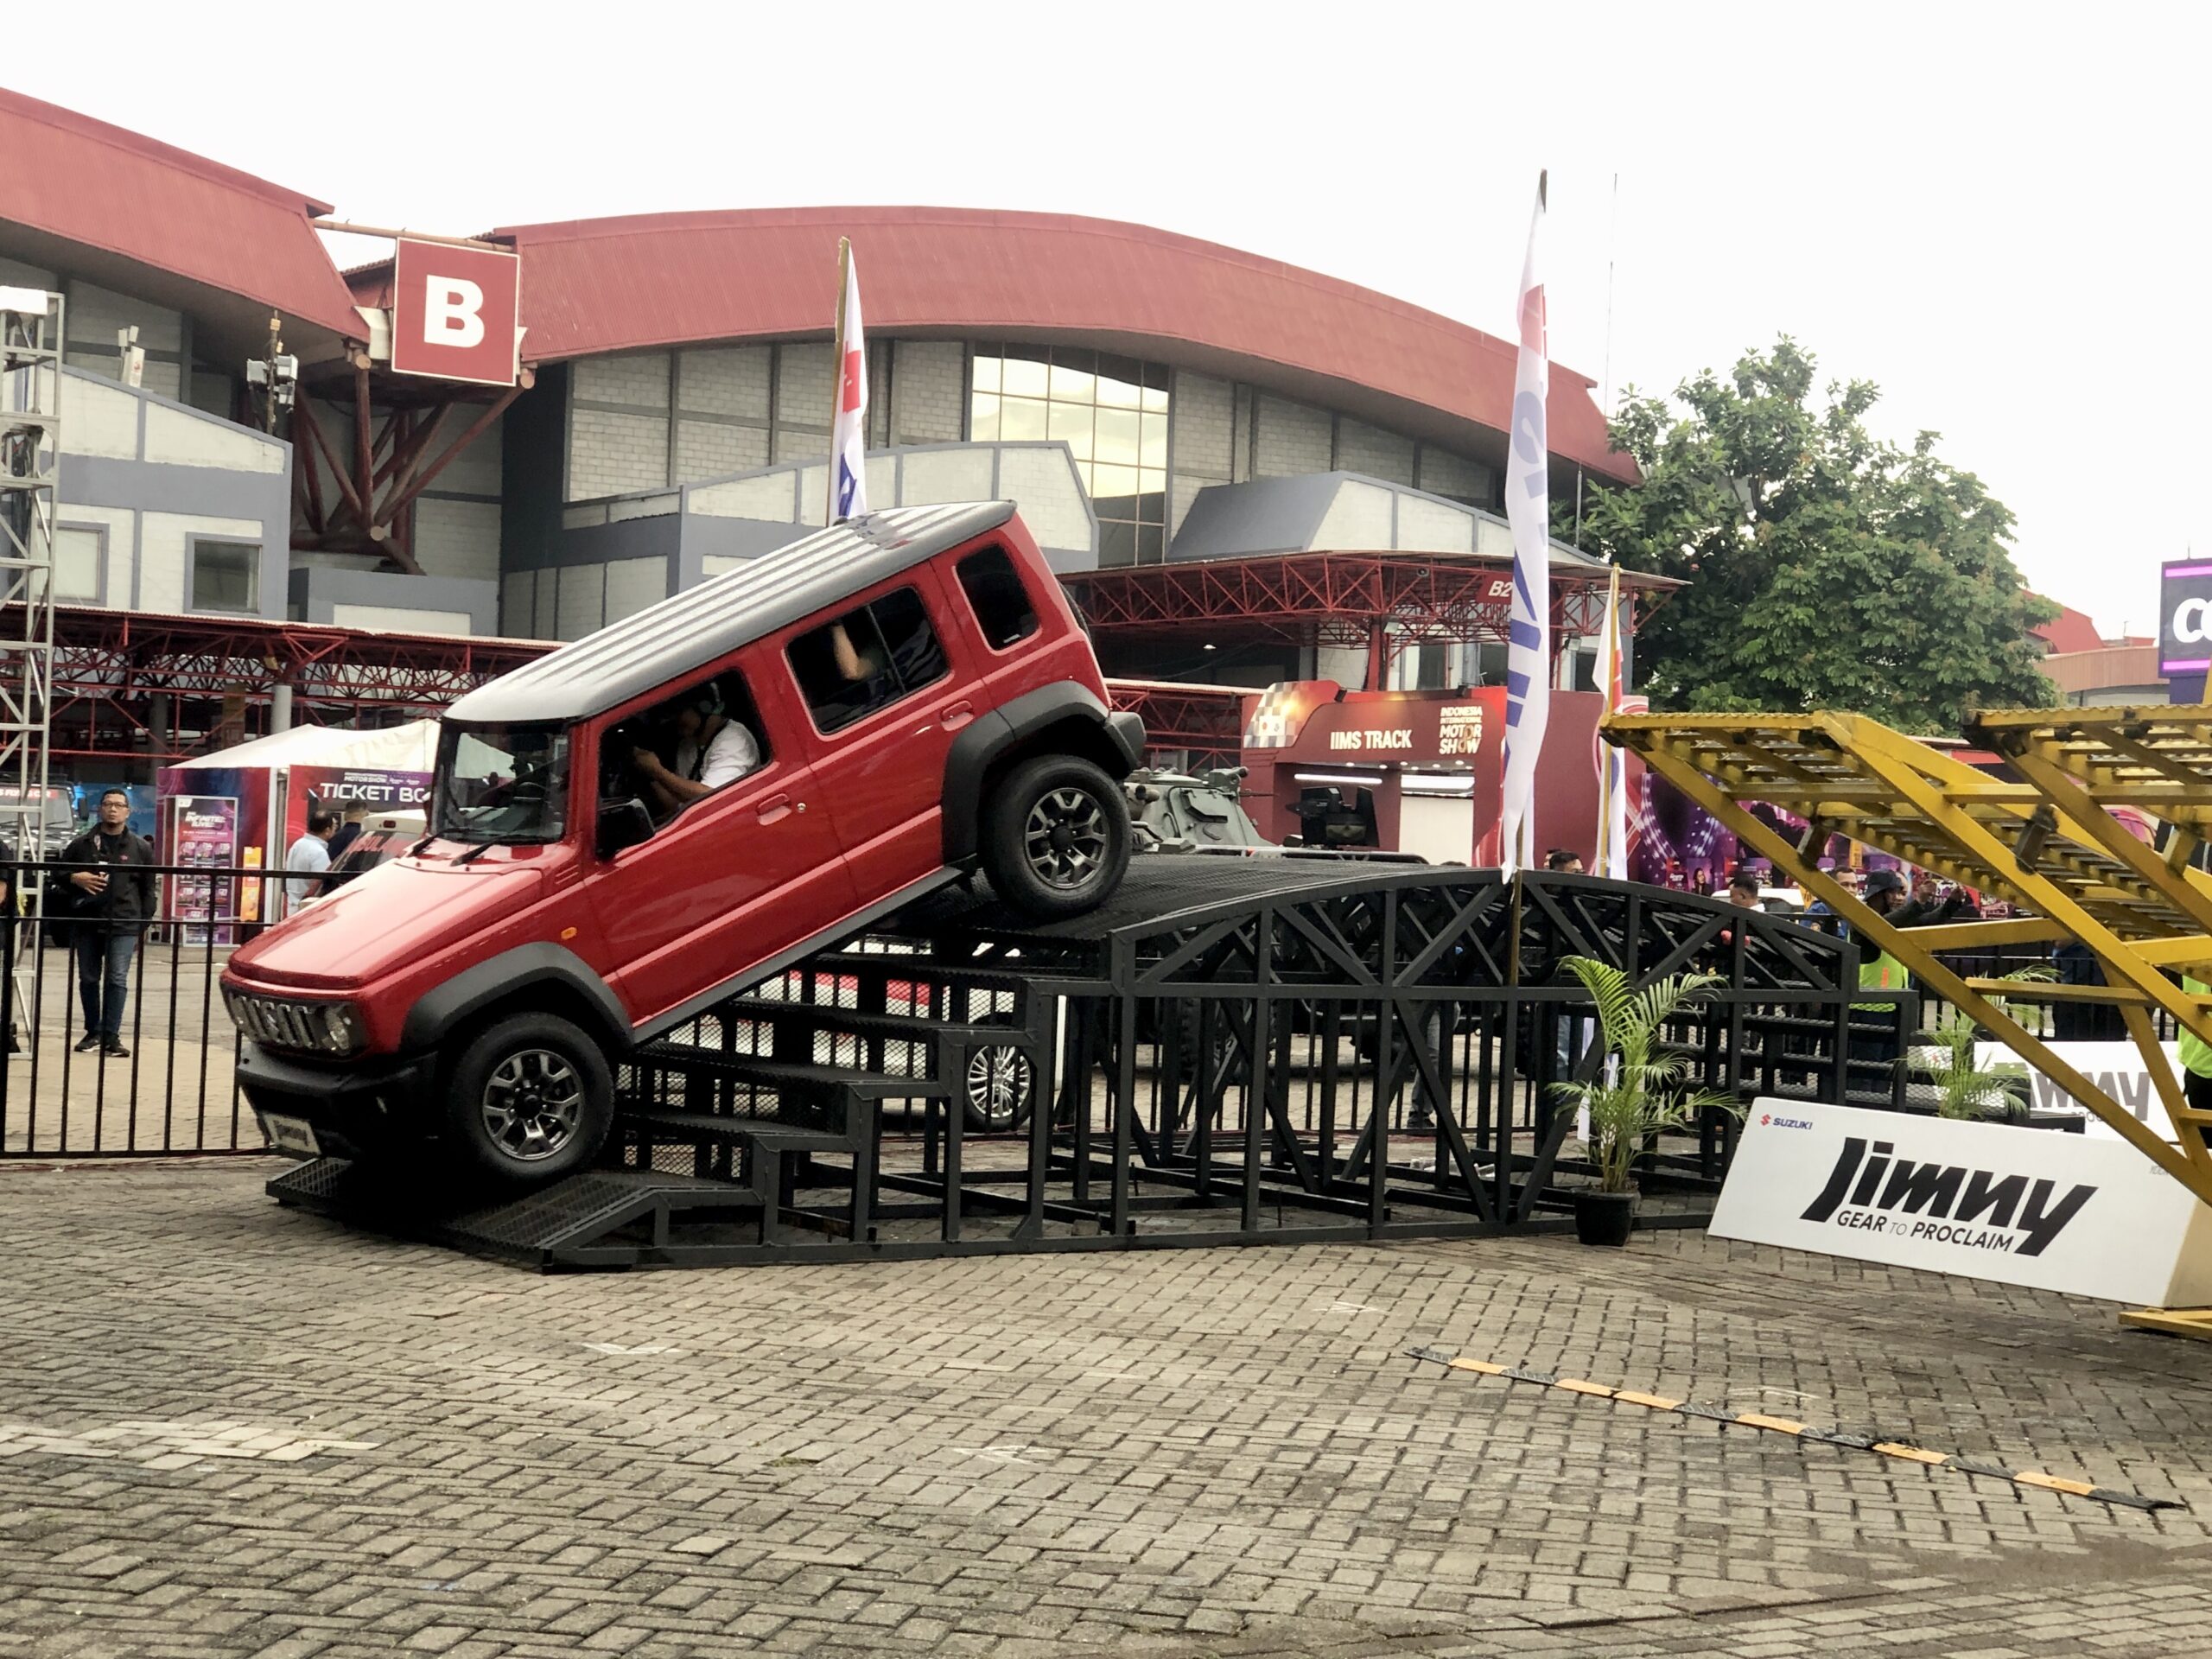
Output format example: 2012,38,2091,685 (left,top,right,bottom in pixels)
940,701,975,731
756,794,792,825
